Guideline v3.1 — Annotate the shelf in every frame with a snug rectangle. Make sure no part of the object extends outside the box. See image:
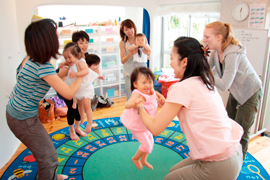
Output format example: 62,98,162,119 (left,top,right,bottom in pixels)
100,52,119,56
100,33,119,37
102,67,119,72
57,25,125,98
